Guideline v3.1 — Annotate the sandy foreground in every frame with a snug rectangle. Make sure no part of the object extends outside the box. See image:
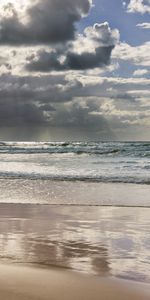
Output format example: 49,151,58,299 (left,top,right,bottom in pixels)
0,203,150,281
0,182,150,299
0,264,150,300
